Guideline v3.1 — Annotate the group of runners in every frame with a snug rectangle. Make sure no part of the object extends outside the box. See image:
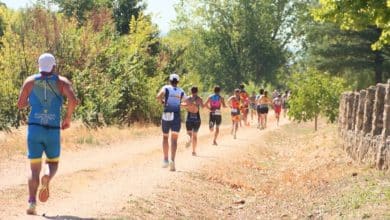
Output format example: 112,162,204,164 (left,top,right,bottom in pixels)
17,53,290,215
157,73,290,172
